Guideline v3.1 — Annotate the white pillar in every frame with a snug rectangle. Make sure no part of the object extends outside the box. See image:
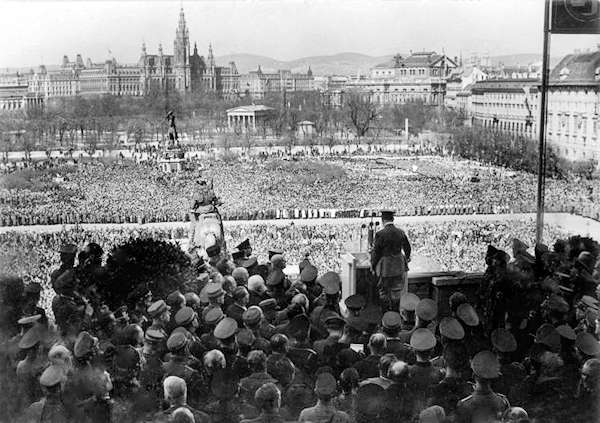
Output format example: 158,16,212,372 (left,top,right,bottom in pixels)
252,114,256,130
